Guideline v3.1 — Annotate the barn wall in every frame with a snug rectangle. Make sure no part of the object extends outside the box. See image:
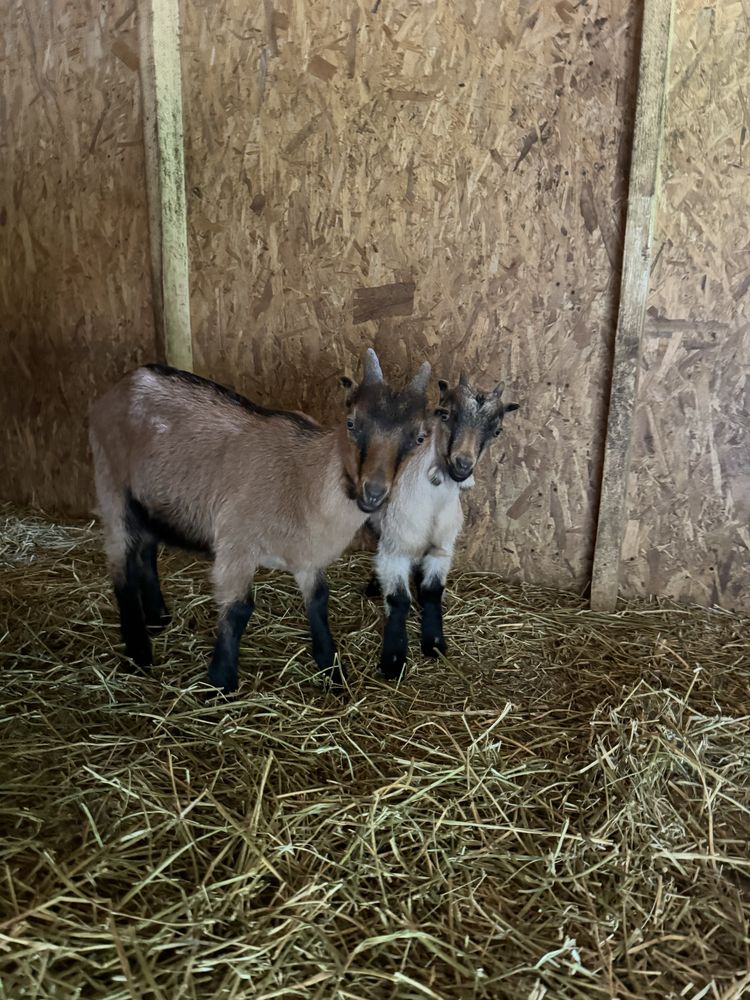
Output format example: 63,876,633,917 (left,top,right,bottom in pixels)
0,0,156,514
179,0,640,591
620,0,750,611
